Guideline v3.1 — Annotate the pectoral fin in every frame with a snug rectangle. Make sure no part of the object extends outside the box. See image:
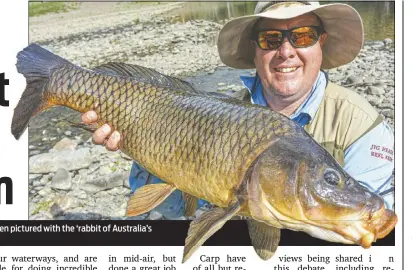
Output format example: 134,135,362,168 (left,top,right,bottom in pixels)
247,219,281,260
183,201,241,263
182,192,198,217
126,183,176,216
